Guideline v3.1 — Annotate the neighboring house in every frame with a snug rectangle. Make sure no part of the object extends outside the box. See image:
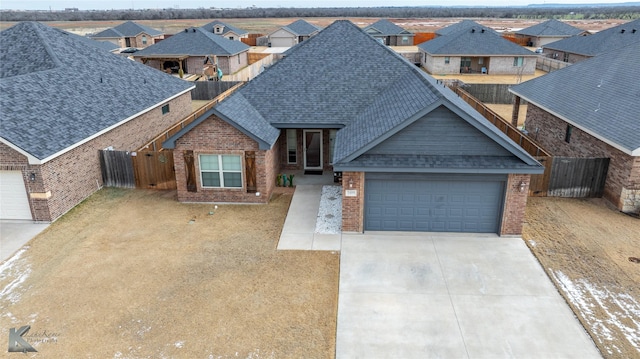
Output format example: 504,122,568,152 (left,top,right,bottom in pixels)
200,20,248,41
510,44,640,214
267,19,321,47
0,22,194,222
162,20,543,235
543,18,640,63
90,20,163,49
76,34,120,52
515,19,588,47
435,19,499,37
132,27,250,76
419,23,536,75
363,19,415,46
